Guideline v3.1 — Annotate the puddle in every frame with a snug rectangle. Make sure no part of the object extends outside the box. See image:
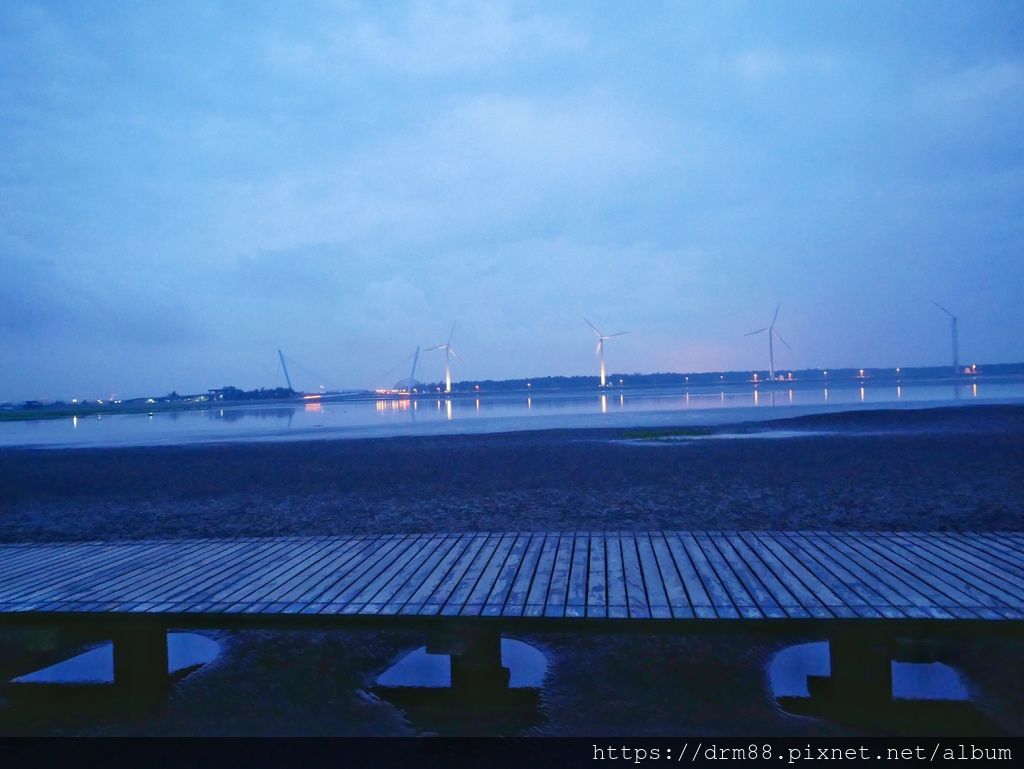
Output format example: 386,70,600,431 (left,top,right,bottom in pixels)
618,430,835,446
767,640,1003,735
376,638,546,689
11,633,219,684
372,637,547,735
769,641,967,701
